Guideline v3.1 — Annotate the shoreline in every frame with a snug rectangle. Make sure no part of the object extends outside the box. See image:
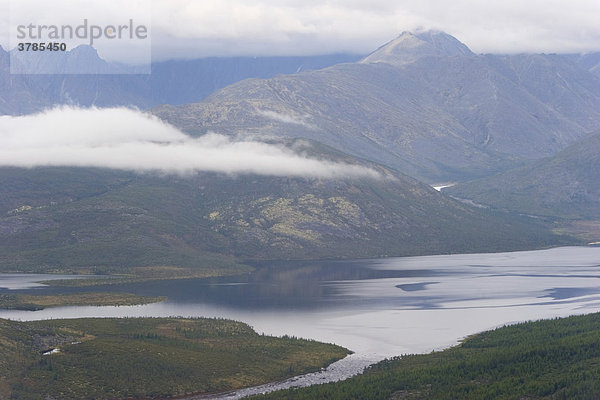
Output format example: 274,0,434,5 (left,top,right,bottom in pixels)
1,246,599,398
175,308,600,400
